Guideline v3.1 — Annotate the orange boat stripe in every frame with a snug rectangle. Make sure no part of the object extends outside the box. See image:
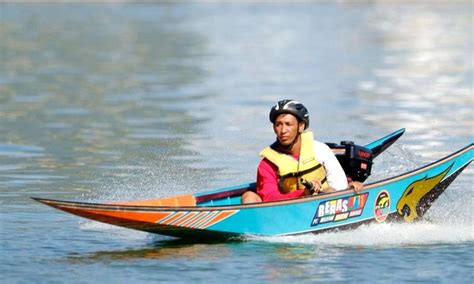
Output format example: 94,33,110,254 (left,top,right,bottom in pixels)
160,212,187,225
187,211,213,228
192,211,219,228
180,211,209,228
172,212,199,227
198,210,238,229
